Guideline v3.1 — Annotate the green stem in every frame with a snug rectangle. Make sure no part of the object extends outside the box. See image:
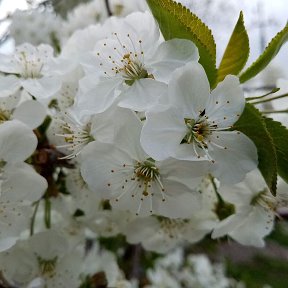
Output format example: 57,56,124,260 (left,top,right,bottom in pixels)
44,197,51,229
208,174,224,205
30,201,40,236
